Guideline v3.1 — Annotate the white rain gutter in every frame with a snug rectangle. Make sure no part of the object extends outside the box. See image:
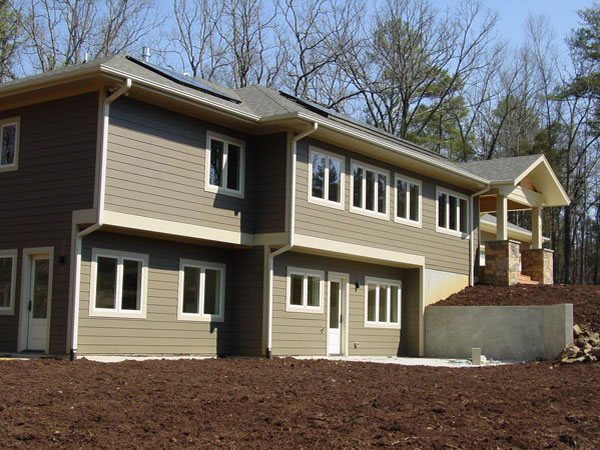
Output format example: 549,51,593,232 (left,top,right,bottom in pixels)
266,123,318,358
469,183,490,286
69,78,132,360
